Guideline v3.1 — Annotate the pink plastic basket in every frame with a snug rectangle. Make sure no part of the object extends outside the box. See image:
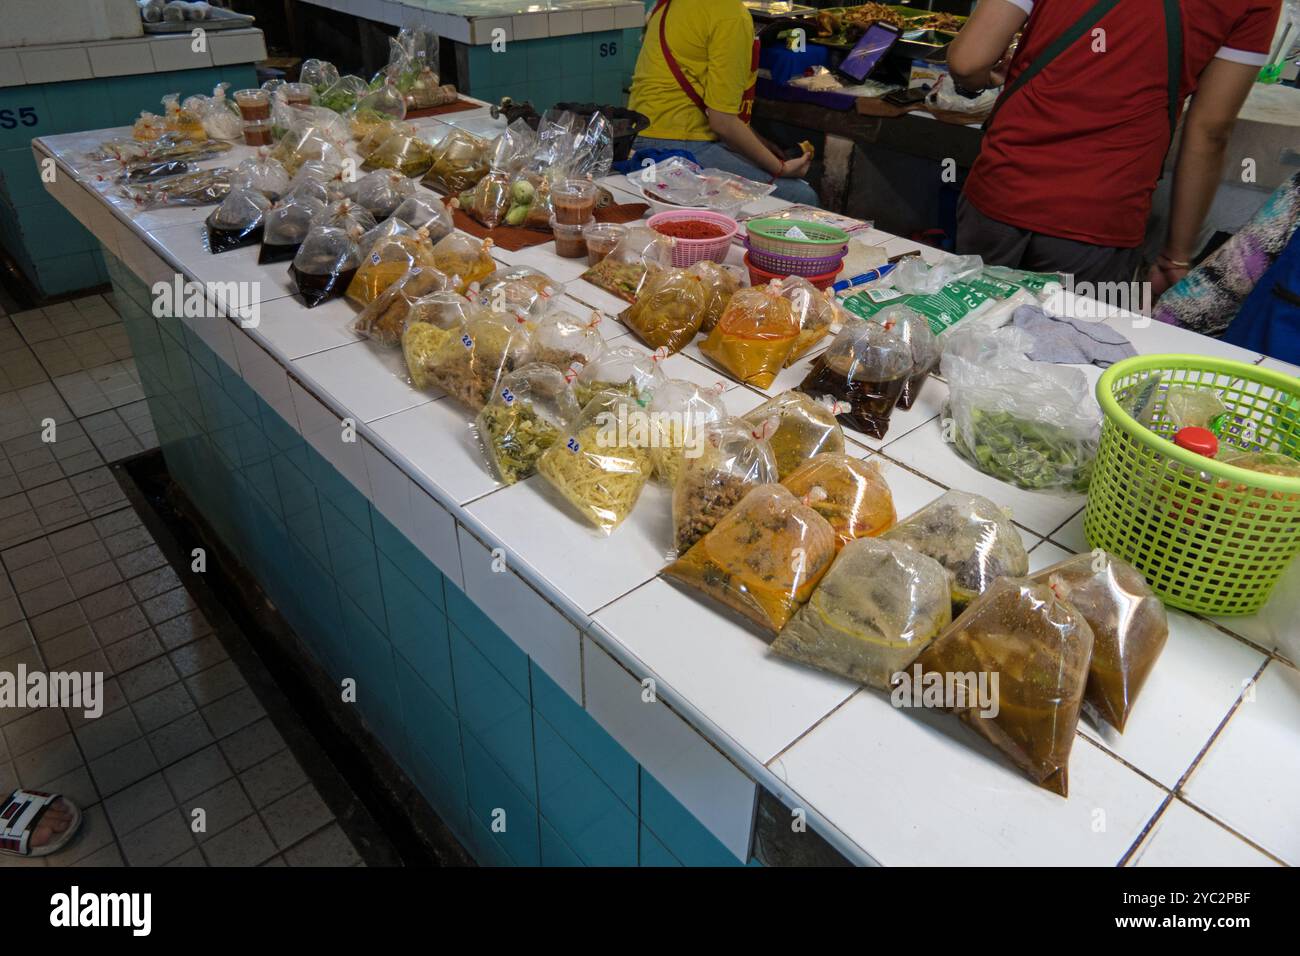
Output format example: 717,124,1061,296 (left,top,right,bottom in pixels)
647,210,739,267
744,240,846,277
